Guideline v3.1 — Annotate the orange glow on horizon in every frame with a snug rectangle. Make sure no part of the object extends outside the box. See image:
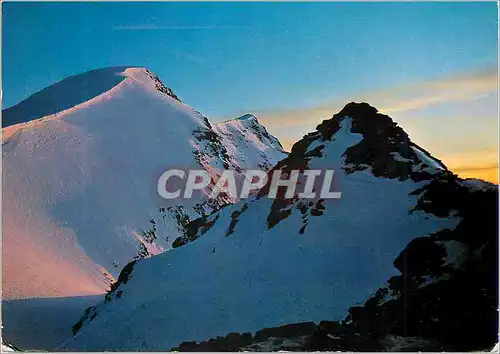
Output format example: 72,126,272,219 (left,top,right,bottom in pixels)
452,165,498,184
280,138,498,184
